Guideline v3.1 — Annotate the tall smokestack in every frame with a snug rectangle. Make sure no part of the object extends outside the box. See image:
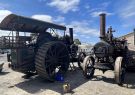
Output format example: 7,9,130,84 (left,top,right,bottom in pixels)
99,13,106,40
69,28,73,44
